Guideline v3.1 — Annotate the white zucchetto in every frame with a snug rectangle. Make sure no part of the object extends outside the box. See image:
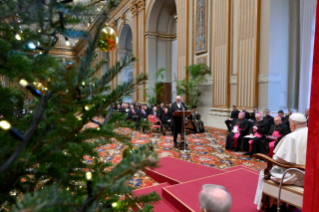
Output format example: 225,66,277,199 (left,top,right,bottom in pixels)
290,113,307,123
